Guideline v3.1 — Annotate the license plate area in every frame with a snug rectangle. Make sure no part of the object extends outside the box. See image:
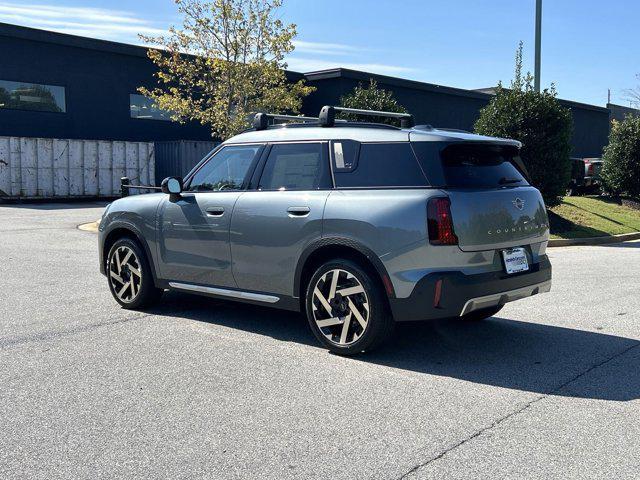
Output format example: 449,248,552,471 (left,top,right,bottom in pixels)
502,247,529,274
